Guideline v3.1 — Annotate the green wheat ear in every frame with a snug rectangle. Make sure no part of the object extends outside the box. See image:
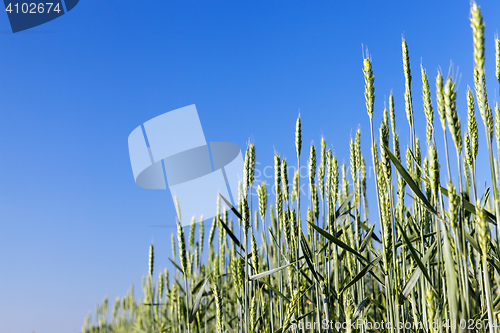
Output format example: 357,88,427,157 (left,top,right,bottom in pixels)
426,288,437,333
243,143,256,197
194,242,199,269
199,215,204,255
257,181,267,222
496,35,500,83
465,132,472,171
471,2,485,73
467,87,479,159
148,244,154,277
414,138,421,181
402,38,414,129
379,108,391,183
355,129,361,170
295,114,302,157
476,200,490,254
447,182,459,229
428,144,440,201
363,54,375,120
319,137,326,198
331,154,338,205
341,163,348,201
171,233,176,259
350,137,357,187
444,77,462,152
389,92,396,135
281,159,289,205
243,144,250,197
274,154,282,222
360,156,367,206
496,103,500,150
292,169,299,203
249,295,257,331
312,183,319,220
158,272,164,301
164,268,169,293
326,149,332,200
436,72,446,131
421,64,434,145
250,143,256,184
253,206,258,231
308,144,316,188
176,219,187,274
406,145,413,179
251,229,259,273
189,216,196,249
241,197,250,237
211,283,223,333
